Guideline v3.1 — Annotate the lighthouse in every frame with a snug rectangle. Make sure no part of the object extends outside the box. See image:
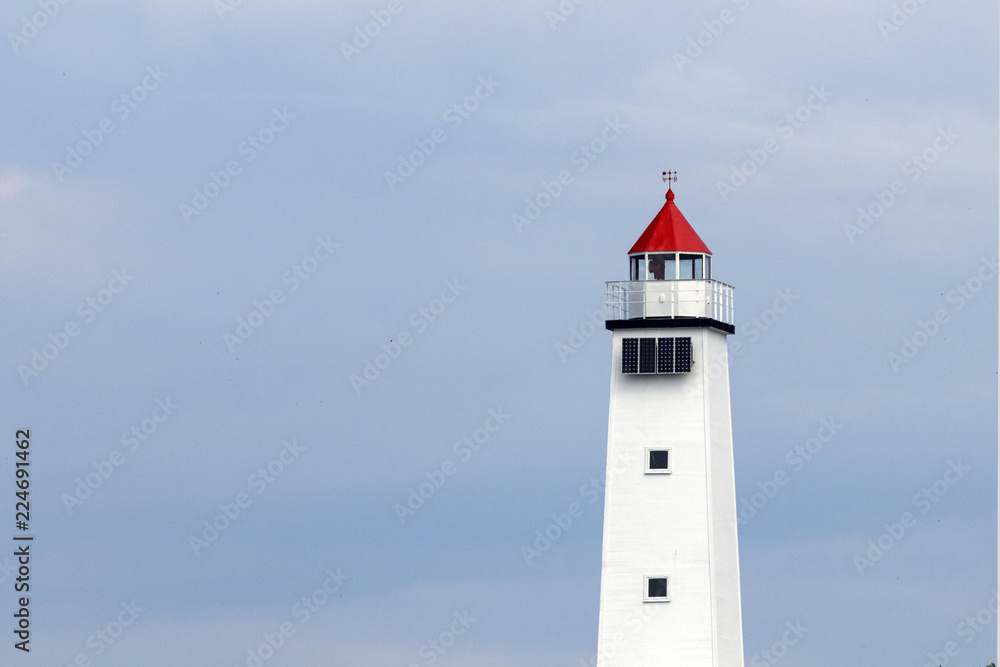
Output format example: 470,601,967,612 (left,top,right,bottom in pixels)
595,174,743,666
